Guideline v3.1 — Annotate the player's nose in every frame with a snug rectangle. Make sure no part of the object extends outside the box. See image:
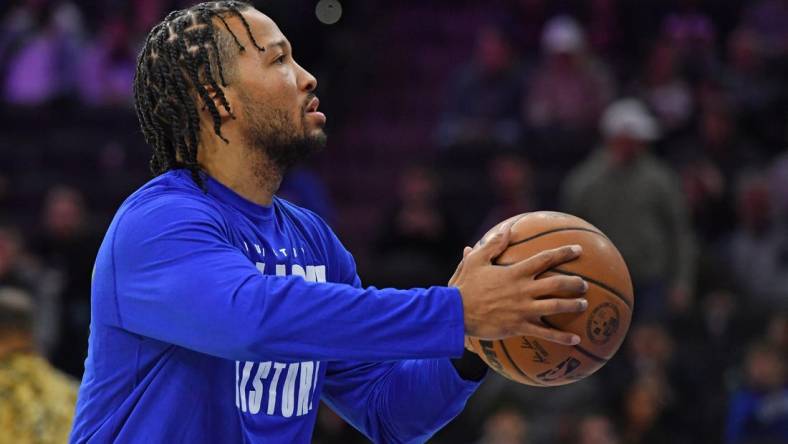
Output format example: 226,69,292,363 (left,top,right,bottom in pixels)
295,61,317,93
